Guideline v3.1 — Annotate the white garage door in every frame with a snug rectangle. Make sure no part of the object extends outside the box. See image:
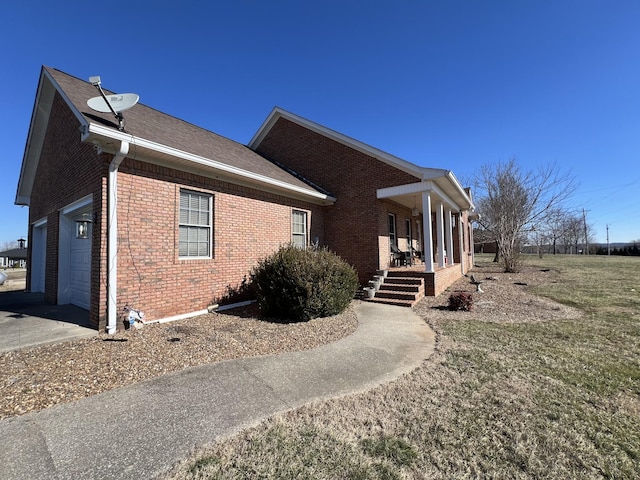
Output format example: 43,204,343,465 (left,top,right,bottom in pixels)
69,232,91,310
